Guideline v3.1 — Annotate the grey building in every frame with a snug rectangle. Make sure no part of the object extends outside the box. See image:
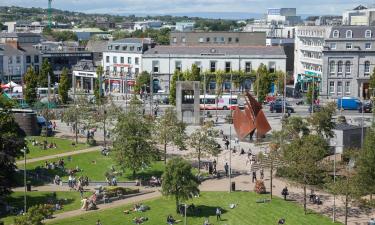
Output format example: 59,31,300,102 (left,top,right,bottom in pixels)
322,26,375,99
85,40,109,64
170,32,266,46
